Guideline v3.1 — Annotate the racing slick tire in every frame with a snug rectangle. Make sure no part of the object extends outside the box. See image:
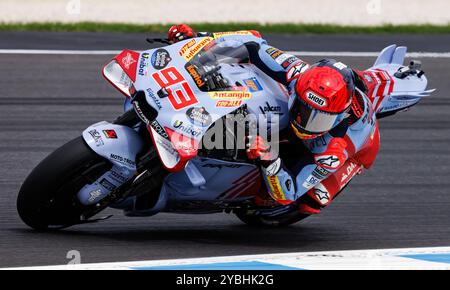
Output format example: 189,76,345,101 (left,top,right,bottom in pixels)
17,137,110,230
